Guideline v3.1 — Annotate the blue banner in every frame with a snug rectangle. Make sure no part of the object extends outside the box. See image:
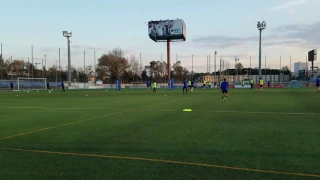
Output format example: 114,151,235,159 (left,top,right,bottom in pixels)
169,78,174,90
116,80,121,91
